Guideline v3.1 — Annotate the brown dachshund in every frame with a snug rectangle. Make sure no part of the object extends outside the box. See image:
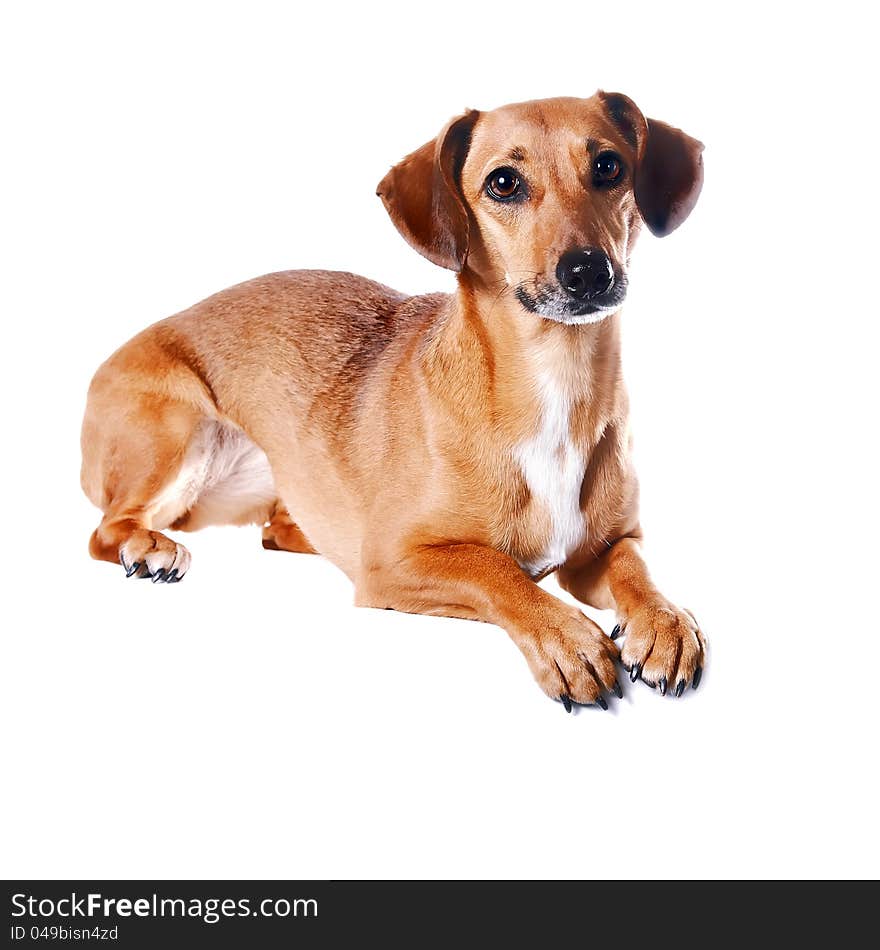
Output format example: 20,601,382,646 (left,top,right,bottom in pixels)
81,91,707,709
